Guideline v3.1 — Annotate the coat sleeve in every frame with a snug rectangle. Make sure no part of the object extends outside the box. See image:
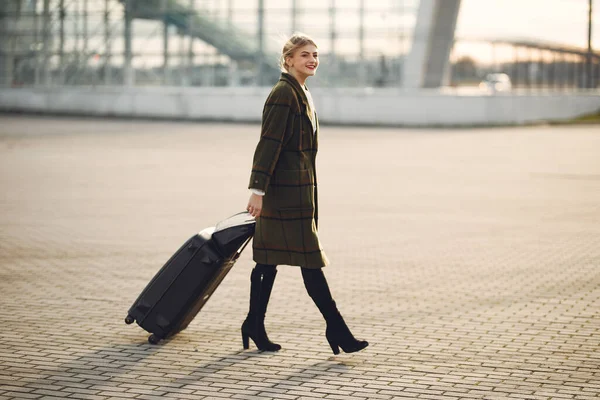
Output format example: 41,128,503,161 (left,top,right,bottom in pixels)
248,84,295,194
